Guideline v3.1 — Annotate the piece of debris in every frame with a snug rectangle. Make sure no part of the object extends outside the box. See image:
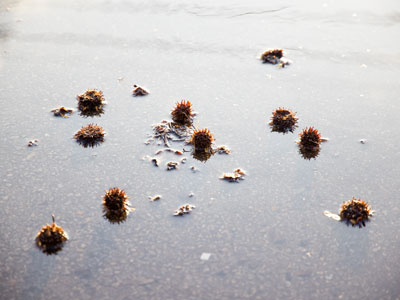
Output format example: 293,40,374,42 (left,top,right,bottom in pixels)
269,108,298,133
102,187,133,224
132,85,149,96
35,214,68,255
149,195,162,201
359,139,367,144
339,197,373,227
181,157,187,164
167,161,178,170
51,107,74,118
151,120,191,147
74,124,105,148
200,253,211,261
77,89,105,117
220,168,246,182
323,211,341,221
215,145,231,154
27,139,39,147
171,100,194,125
173,204,196,216
188,192,195,197
260,49,292,67
156,148,183,155
151,157,160,167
